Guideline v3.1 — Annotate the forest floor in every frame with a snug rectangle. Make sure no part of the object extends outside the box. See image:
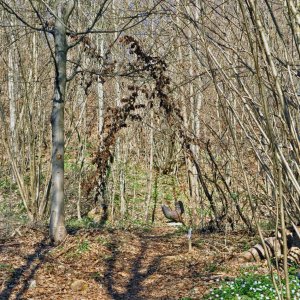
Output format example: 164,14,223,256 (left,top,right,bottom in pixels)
0,225,266,300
